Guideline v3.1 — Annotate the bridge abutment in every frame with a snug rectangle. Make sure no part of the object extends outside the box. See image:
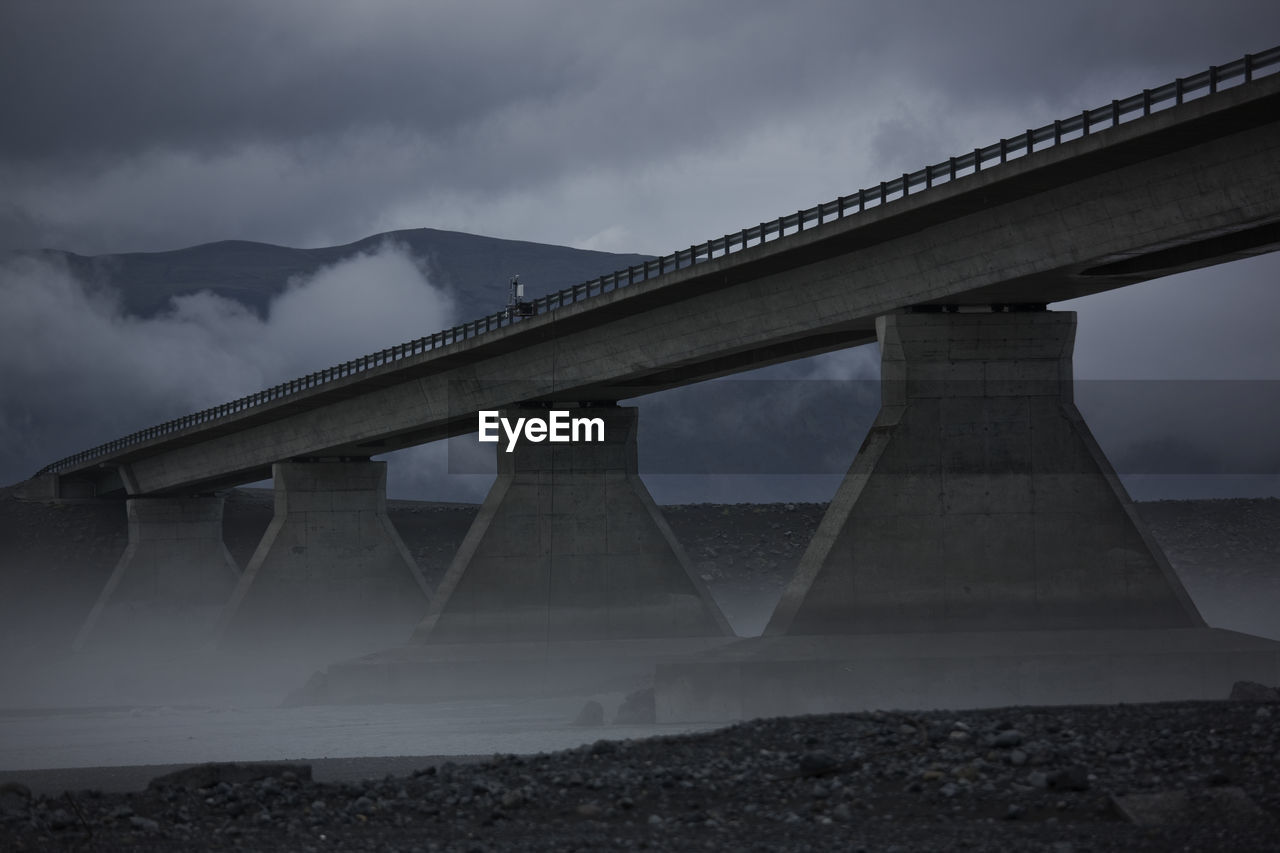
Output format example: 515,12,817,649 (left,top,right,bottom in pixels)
217,461,430,655
76,496,239,650
413,404,731,644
